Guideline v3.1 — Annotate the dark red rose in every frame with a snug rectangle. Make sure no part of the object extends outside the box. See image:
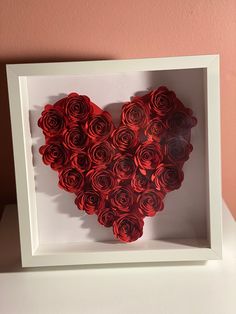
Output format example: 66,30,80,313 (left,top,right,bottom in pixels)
166,109,197,134
113,154,136,180
151,163,184,192
88,141,115,165
164,136,193,164
58,167,84,193
87,168,115,194
75,189,104,215
71,151,91,172
138,189,165,217
145,118,167,142
121,99,149,130
39,142,69,170
86,112,114,141
64,126,88,151
98,208,116,227
134,142,163,171
109,186,134,212
111,126,138,151
150,86,177,117
131,170,149,193
65,93,93,122
38,105,65,137
113,214,144,242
